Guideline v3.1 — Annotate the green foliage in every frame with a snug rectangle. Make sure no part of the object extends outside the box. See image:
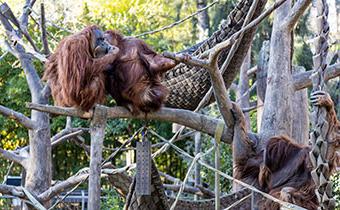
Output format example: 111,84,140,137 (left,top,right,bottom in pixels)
294,41,313,70
331,173,340,209
101,188,125,210
81,0,198,52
